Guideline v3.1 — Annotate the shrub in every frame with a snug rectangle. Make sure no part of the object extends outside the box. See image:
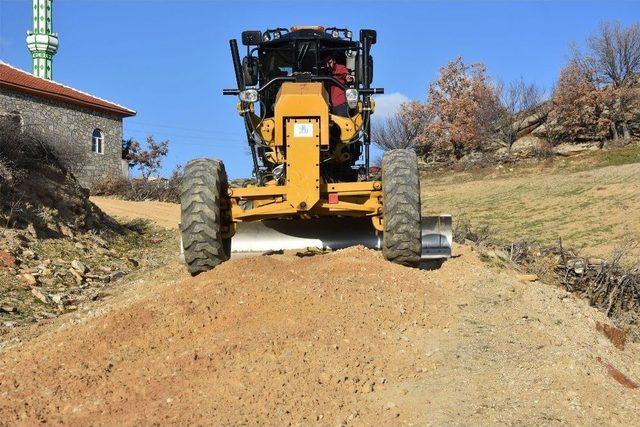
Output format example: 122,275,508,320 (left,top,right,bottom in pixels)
92,166,183,203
